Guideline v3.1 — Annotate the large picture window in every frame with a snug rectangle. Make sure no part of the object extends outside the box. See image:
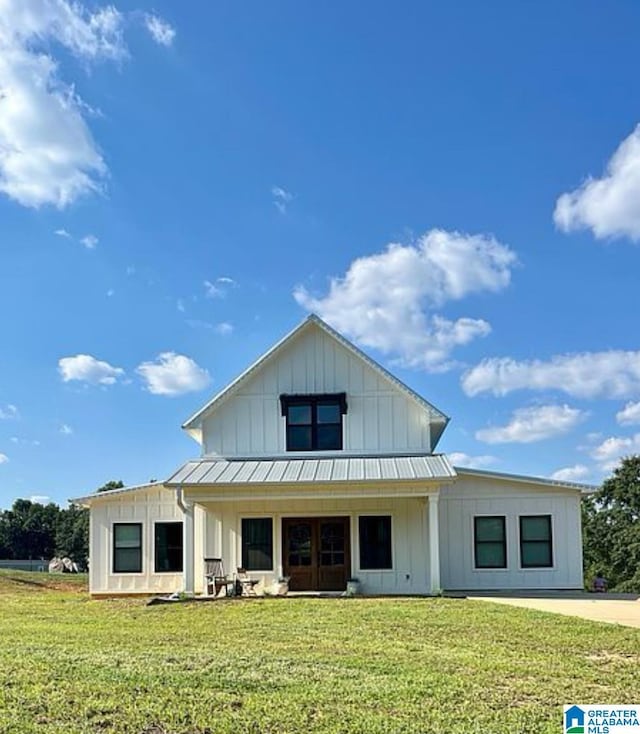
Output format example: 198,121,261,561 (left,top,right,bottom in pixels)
520,515,553,568
359,515,392,570
241,518,274,571
280,393,347,451
474,516,506,569
155,522,183,573
113,523,142,573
